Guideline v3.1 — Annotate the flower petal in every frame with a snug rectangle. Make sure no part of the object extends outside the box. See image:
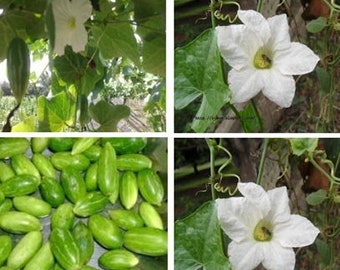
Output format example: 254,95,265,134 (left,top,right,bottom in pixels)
261,69,295,108
216,198,254,242
267,14,291,51
216,25,250,70
274,214,320,247
237,10,271,45
69,26,88,53
274,42,319,75
228,68,263,104
262,241,295,270
71,0,92,23
266,186,291,224
238,182,270,215
228,240,263,270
